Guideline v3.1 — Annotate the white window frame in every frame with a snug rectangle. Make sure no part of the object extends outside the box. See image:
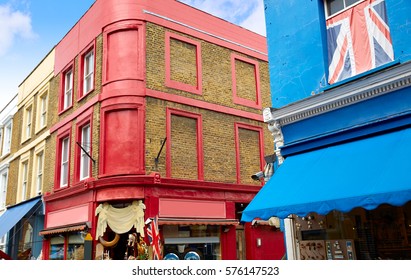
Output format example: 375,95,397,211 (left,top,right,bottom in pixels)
25,106,32,140
80,124,91,180
83,50,94,94
324,0,364,18
63,69,73,110
2,120,12,156
37,90,48,131
35,151,44,194
0,167,8,210
60,137,70,187
21,161,28,202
